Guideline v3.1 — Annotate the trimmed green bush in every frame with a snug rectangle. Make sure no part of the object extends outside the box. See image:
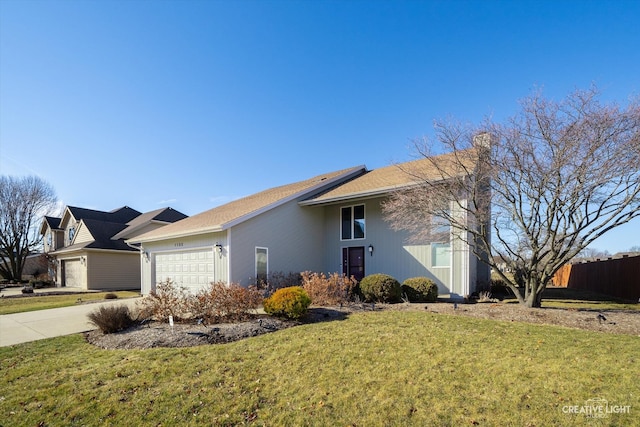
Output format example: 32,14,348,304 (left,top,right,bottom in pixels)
359,273,402,303
401,277,438,302
263,286,311,319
